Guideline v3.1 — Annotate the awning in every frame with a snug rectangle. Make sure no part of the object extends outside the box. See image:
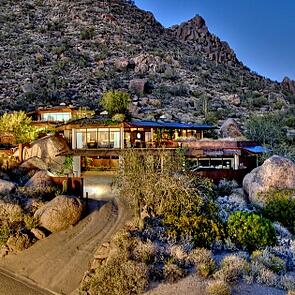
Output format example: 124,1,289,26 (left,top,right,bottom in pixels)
243,146,269,154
